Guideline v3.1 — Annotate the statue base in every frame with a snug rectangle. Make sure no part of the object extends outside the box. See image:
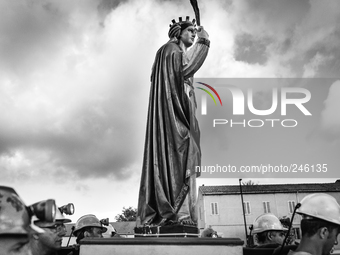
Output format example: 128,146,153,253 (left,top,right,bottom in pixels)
134,224,199,237
77,237,244,255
